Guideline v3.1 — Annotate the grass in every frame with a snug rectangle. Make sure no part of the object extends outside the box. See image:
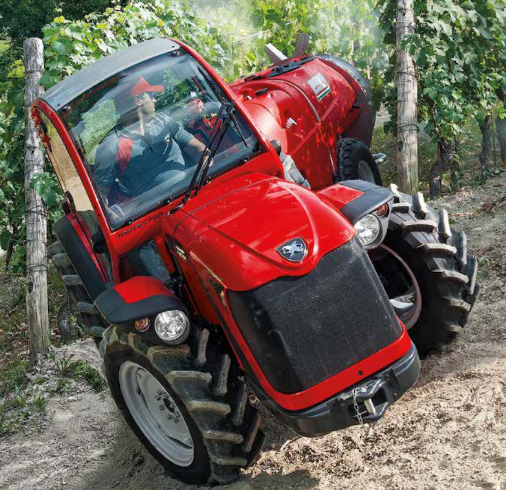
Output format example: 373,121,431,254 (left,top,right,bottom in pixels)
0,259,88,437
49,352,107,393
0,394,47,437
74,361,107,392
0,365,47,437
49,351,81,378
